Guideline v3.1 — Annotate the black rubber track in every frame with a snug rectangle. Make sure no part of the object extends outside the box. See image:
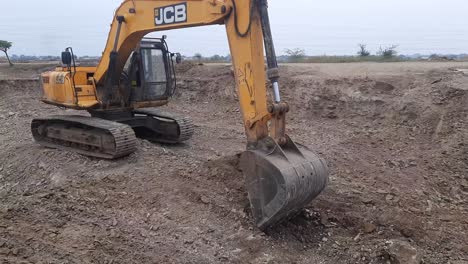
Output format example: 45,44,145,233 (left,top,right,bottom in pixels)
31,115,137,159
